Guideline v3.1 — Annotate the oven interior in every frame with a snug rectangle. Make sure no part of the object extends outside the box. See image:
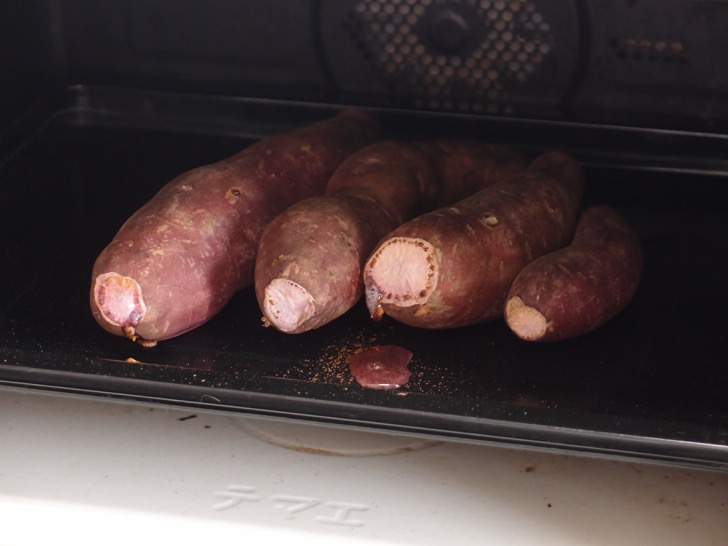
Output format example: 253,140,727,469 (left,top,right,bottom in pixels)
2,0,727,470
